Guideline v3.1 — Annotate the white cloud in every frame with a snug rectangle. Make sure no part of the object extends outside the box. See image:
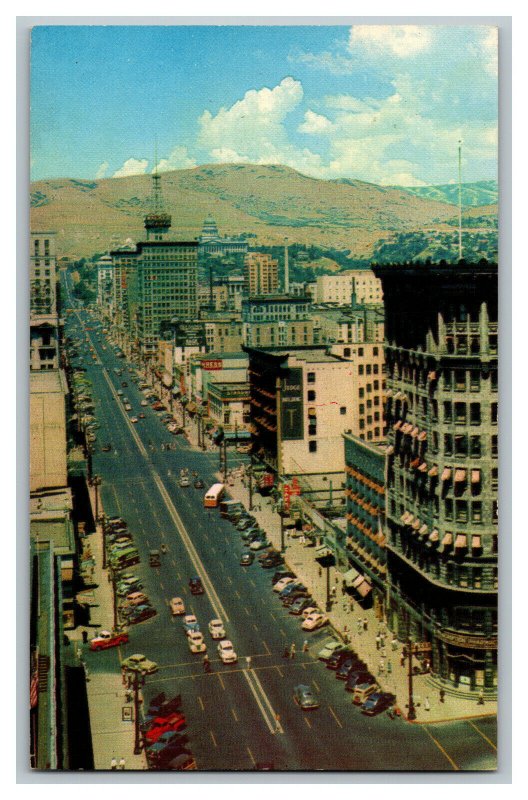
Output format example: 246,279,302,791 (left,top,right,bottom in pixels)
154,145,196,173
199,77,303,161
480,27,498,77
349,25,433,58
298,110,332,135
288,49,356,75
112,158,149,178
95,161,109,179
